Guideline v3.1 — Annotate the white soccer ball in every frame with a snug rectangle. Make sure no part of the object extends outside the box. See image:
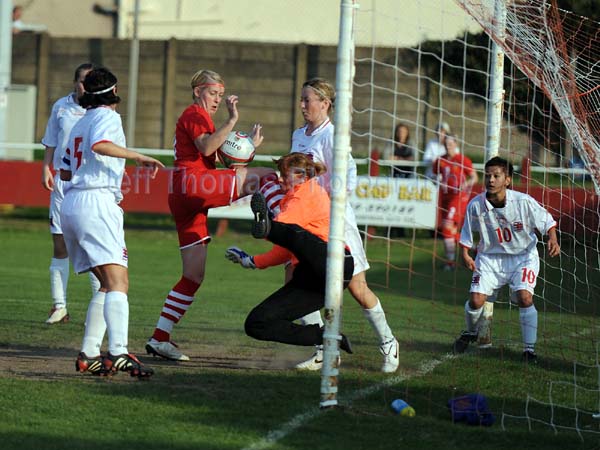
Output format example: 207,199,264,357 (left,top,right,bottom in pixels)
217,131,256,168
